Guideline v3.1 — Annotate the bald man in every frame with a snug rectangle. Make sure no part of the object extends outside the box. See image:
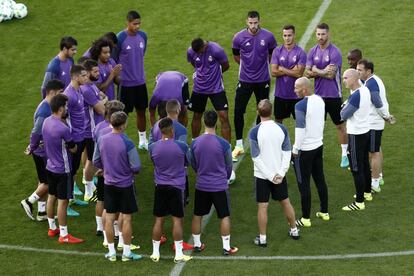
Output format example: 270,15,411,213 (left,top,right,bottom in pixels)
292,77,329,227
347,49,362,69
340,69,372,211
